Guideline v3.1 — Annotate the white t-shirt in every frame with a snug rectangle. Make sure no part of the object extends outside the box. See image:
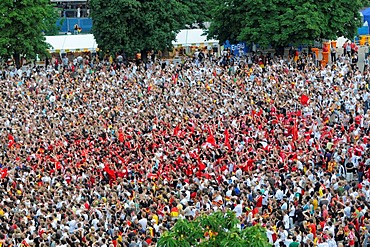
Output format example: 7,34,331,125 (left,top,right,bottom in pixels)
234,204,243,217
138,218,148,231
